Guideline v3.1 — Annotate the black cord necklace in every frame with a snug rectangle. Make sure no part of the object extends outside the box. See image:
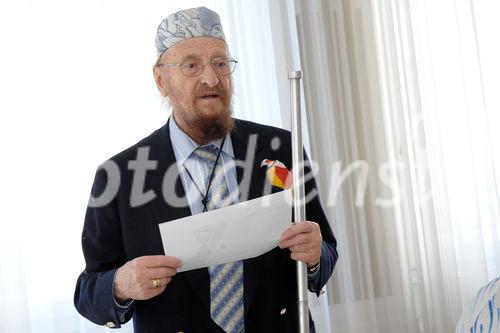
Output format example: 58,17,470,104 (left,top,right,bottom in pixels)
184,136,226,212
